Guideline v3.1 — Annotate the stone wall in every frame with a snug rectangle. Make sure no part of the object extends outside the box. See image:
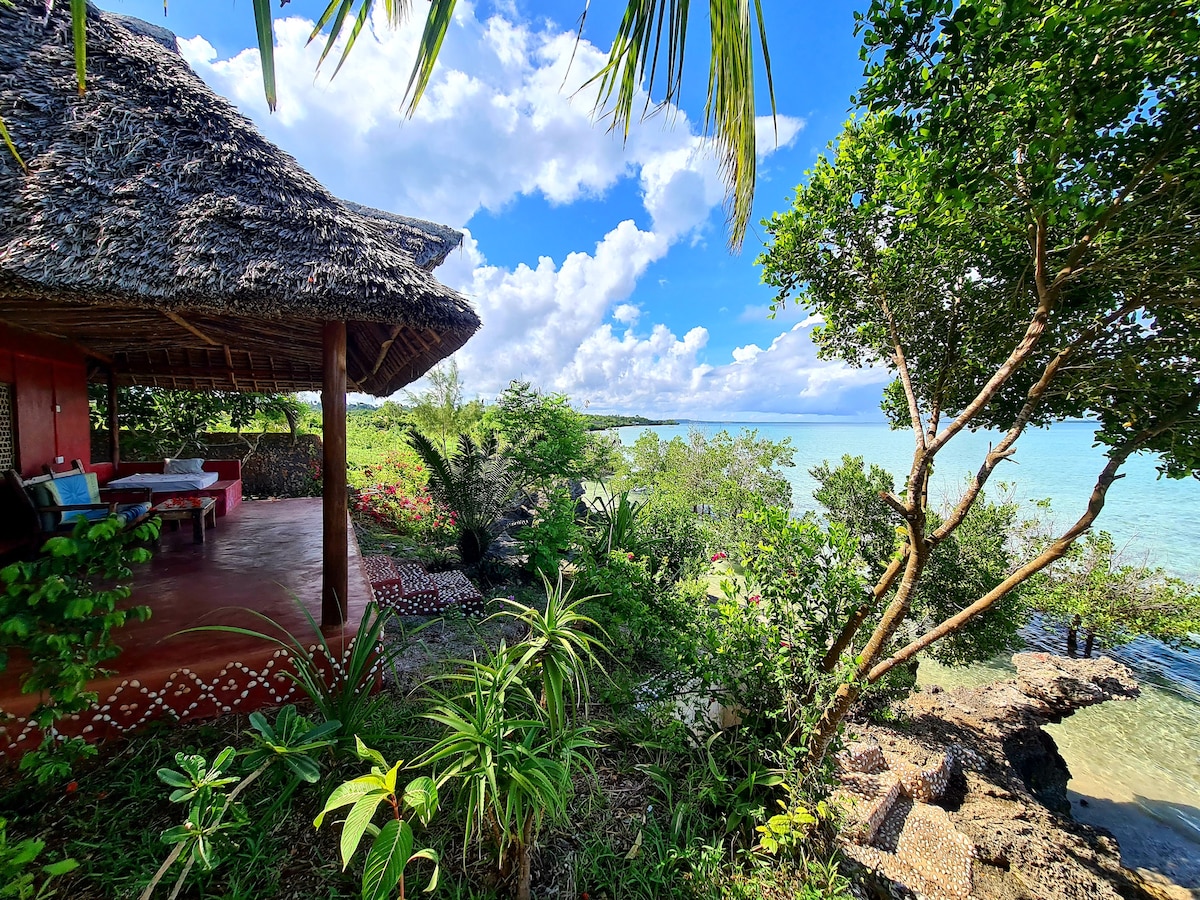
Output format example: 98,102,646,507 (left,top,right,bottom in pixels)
92,430,322,498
